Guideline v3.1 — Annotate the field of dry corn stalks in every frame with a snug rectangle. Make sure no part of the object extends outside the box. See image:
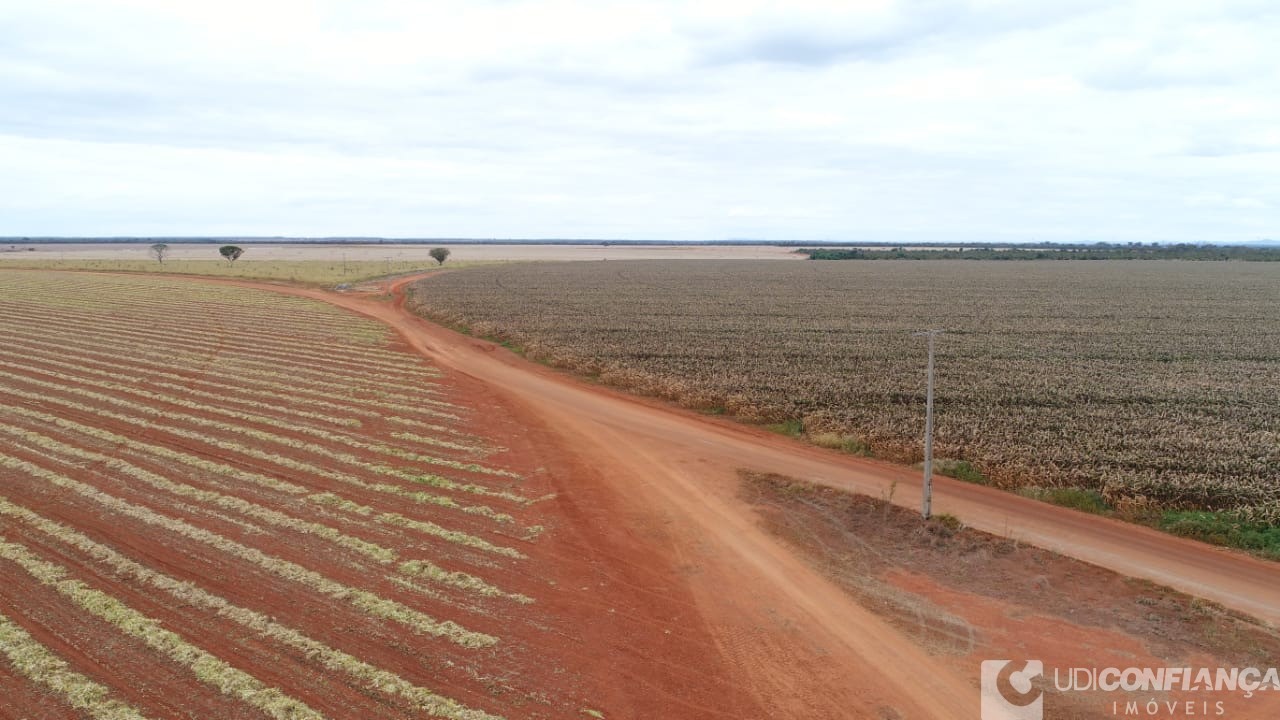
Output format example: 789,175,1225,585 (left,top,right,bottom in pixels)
408,260,1280,525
